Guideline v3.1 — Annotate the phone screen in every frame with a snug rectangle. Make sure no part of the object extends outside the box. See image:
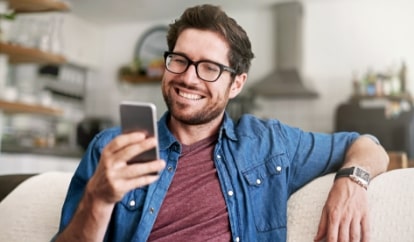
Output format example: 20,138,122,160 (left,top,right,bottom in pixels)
120,101,159,164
